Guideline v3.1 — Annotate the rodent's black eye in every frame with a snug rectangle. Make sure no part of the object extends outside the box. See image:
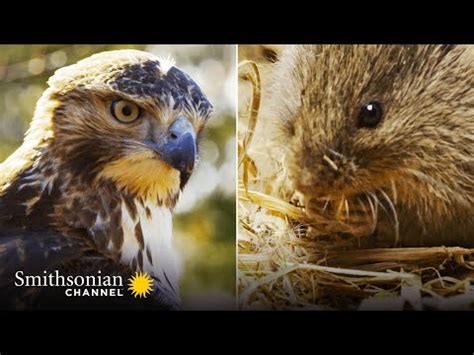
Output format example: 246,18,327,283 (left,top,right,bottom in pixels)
357,101,383,129
111,100,141,123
